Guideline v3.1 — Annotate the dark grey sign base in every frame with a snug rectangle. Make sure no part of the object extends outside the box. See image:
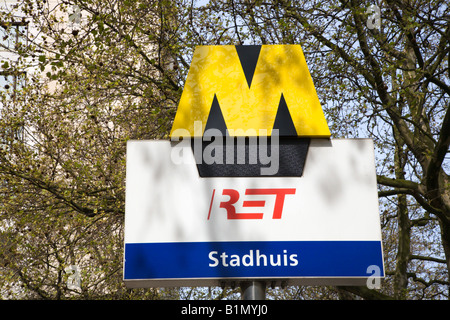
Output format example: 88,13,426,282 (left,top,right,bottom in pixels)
191,137,310,177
